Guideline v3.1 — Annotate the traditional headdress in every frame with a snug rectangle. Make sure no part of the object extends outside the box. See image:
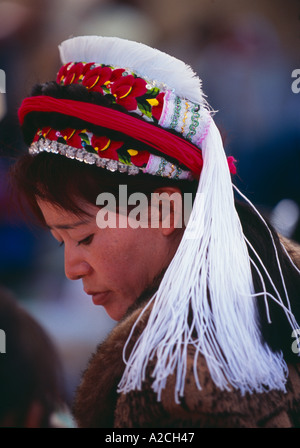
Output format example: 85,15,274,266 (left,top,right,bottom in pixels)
18,36,299,402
